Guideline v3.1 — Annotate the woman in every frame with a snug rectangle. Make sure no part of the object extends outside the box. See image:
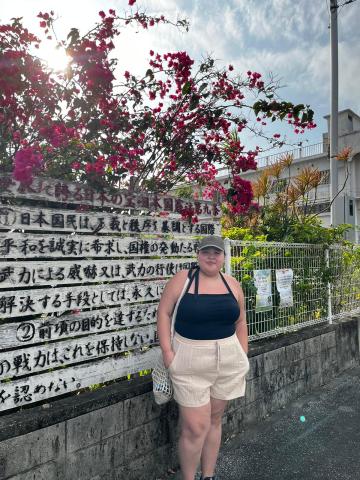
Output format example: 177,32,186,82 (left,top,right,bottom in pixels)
157,235,249,480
